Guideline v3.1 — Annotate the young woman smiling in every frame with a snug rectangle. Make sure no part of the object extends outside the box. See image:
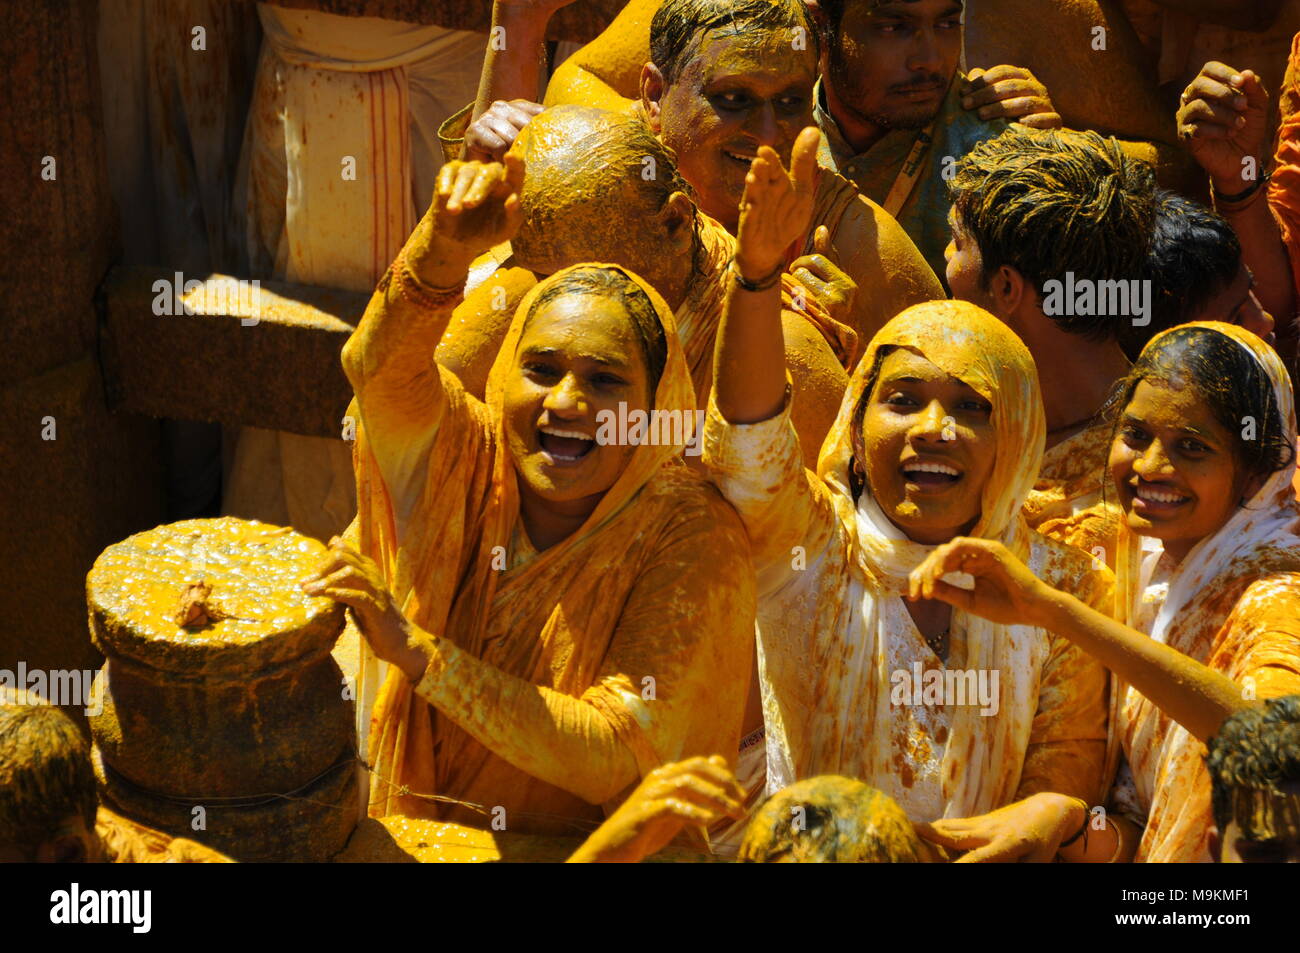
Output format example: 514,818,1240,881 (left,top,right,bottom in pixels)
300,154,755,837
701,128,1112,855
911,322,1300,861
